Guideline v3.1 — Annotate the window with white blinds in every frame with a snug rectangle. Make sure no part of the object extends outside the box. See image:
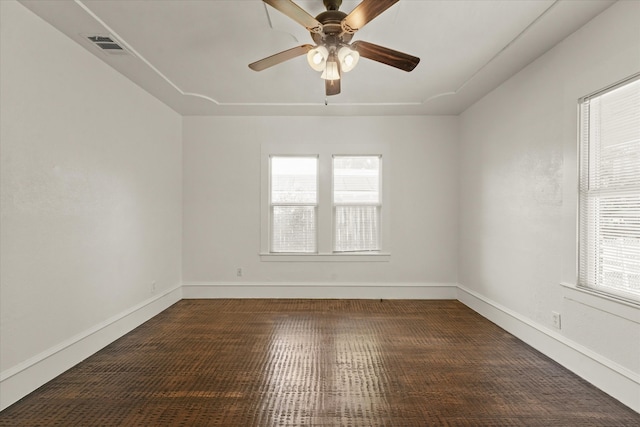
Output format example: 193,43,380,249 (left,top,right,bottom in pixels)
333,156,381,252
578,75,640,302
270,156,318,253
